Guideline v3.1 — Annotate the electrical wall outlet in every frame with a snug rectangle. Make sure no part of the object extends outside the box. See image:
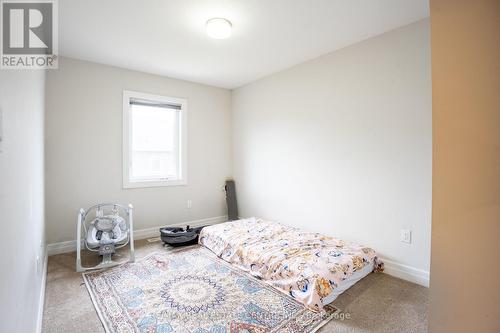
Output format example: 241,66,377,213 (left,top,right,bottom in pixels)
36,255,41,275
401,229,412,244
36,240,44,276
